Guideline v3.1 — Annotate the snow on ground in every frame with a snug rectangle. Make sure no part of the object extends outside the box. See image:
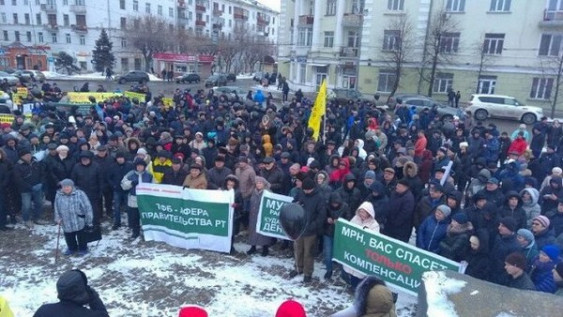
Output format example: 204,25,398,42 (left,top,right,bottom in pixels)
42,71,163,82
422,271,467,317
0,221,416,317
